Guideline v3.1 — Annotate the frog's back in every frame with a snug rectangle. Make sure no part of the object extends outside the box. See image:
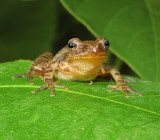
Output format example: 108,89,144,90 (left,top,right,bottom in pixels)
52,46,69,62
